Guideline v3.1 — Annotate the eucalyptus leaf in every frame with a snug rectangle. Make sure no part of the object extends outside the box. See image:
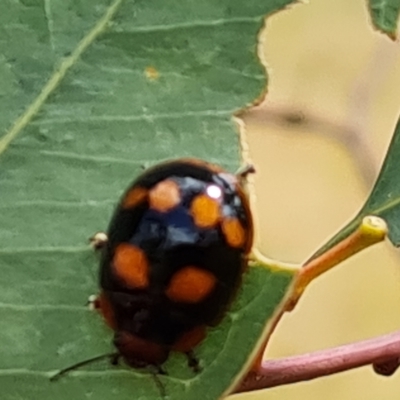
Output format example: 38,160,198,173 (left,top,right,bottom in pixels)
0,0,296,399
368,0,400,38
